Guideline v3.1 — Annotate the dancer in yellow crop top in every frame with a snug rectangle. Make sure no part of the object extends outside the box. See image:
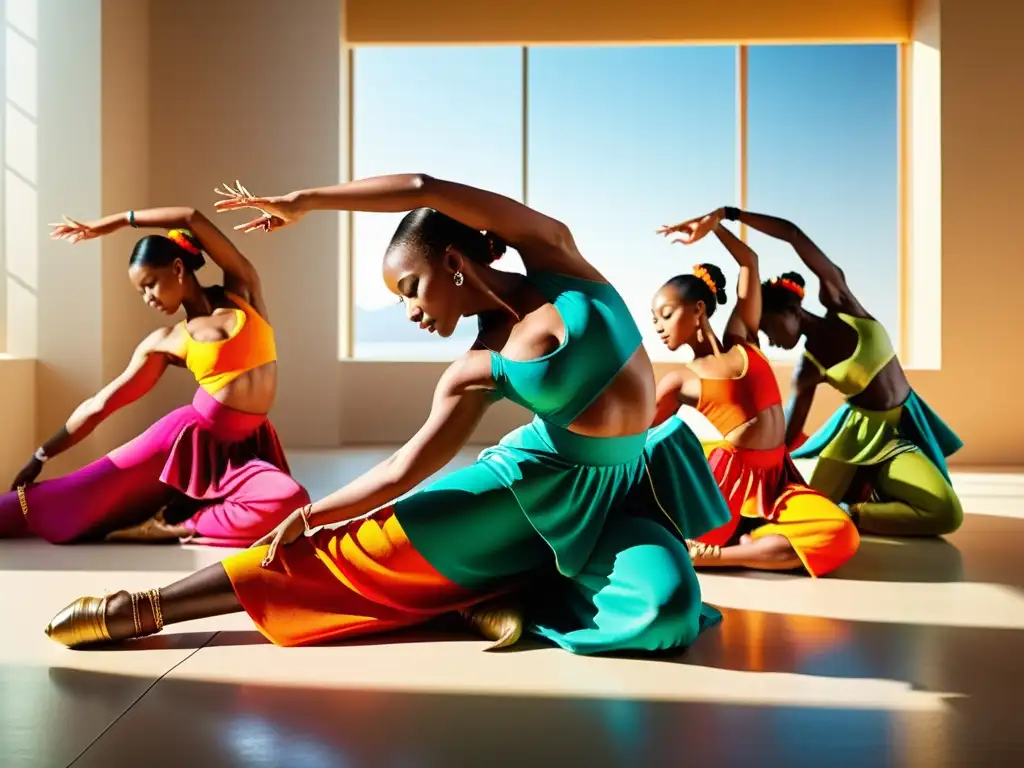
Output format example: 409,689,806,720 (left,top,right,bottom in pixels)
720,207,963,537
0,203,308,547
